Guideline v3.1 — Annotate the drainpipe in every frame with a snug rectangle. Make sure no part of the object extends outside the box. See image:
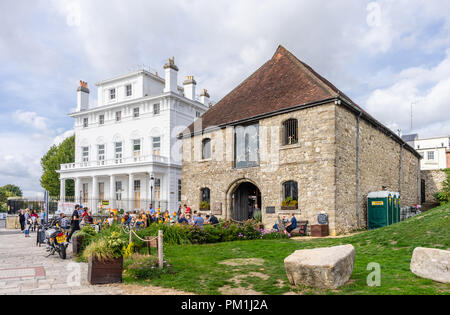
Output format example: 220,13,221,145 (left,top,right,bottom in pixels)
356,112,362,229
399,143,405,197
